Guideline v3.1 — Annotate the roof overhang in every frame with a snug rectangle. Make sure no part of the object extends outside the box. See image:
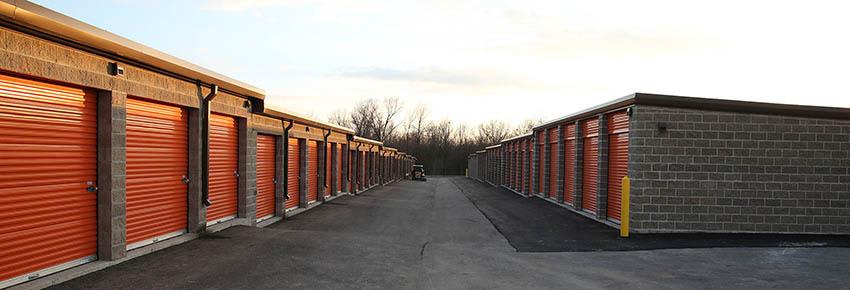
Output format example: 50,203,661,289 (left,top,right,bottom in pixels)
353,136,383,146
262,105,354,134
501,132,533,143
0,0,265,100
534,92,850,130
